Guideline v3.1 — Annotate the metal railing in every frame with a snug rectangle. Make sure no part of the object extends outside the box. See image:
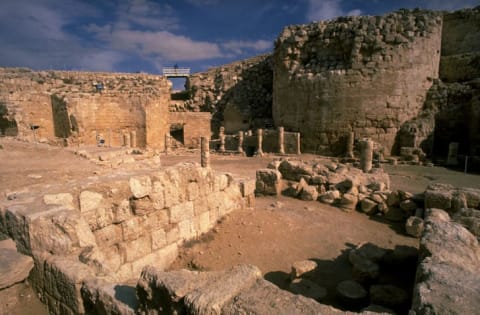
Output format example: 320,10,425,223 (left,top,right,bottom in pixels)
162,67,190,77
